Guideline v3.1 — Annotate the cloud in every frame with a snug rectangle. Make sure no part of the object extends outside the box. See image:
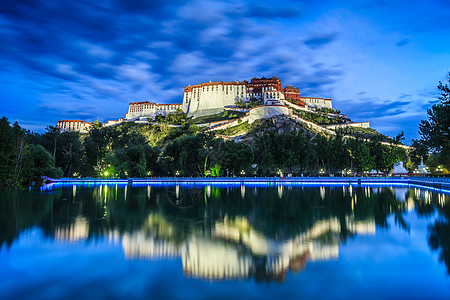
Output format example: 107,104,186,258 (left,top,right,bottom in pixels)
244,4,302,19
396,38,410,47
341,98,409,119
0,0,448,142
303,33,337,49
